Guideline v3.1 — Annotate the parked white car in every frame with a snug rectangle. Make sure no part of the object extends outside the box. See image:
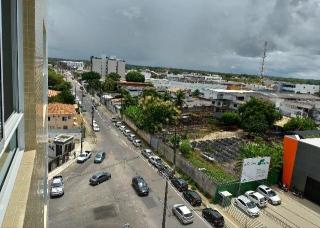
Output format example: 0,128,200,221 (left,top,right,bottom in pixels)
115,121,122,127
149,156,162,167
123,129,131,136
172,204,194,224
127,133,136,141
245,191,267,208
119,125,126,132
133,139,142,147
234,195,260,217
93,125,100,132
257,185,281,205
77,151,92,163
